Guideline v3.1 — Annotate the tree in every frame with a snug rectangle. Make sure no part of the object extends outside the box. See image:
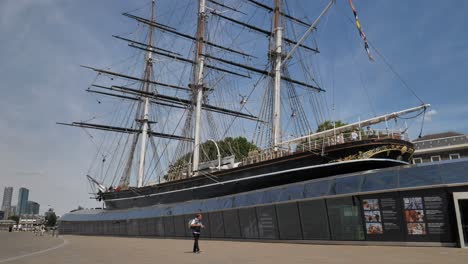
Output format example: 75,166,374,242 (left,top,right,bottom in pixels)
166,137,258,179
316,120,348,132
45,210,57,227
176,136,257,164
8,215,19,225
